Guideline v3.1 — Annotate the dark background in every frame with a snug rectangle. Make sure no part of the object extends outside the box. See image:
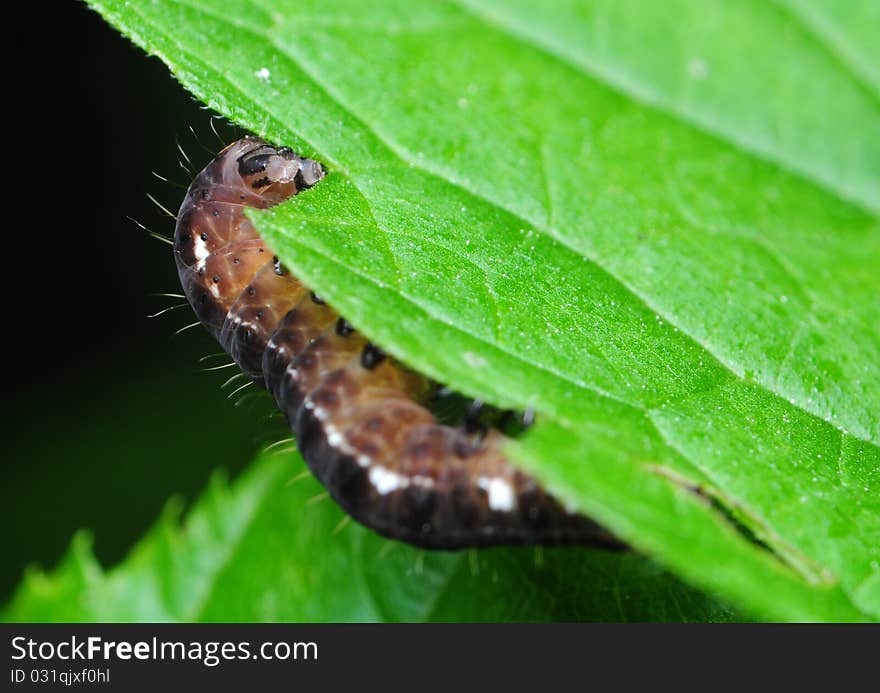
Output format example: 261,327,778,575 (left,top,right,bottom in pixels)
2,3,279,599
